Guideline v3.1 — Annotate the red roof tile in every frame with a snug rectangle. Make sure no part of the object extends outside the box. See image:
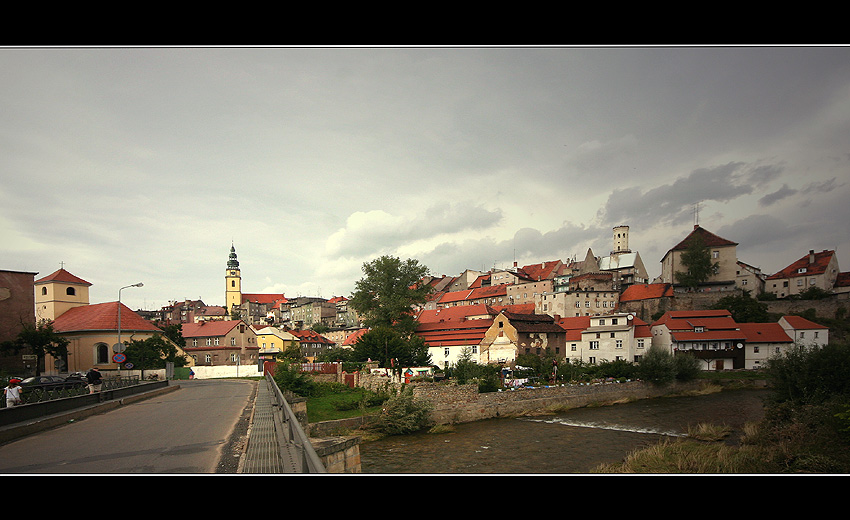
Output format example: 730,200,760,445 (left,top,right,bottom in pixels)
52,302,160,333
781,315,826,330
417,304,496,323
182,320,245,338
342,328,368,346
766,250,835,280
241,293,286,304
557,316,592,341
292,329,334,344
619,283,674,302
738,323,792,343
34,268,92,286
